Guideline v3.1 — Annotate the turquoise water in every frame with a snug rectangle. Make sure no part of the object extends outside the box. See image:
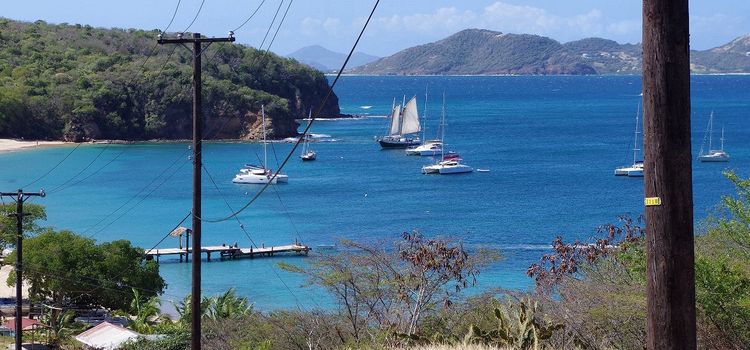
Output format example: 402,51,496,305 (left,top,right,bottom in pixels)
0,75,748,310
